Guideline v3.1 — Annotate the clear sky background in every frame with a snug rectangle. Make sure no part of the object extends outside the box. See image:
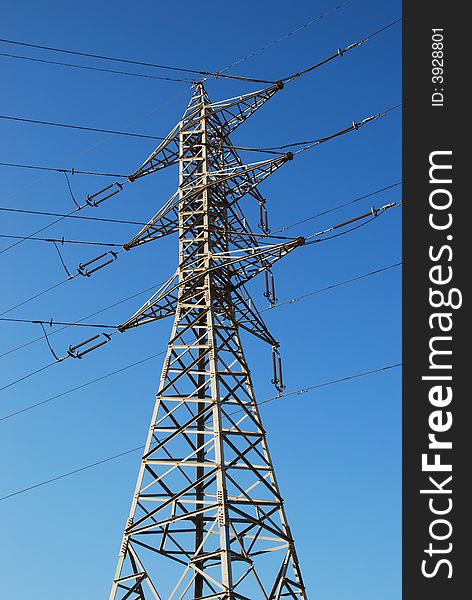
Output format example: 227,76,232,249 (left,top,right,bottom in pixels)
0,1,401,598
